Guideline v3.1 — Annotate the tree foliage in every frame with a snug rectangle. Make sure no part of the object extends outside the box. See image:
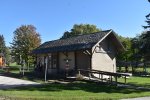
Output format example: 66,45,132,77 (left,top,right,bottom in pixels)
0,35,6,54
5,47,11,65
0,35,11,65
116,35,133,61
61,24,101,39
11,25,41,65
143,0,150,29
141,0,150,60
138,31,150,60
130,37,140,58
